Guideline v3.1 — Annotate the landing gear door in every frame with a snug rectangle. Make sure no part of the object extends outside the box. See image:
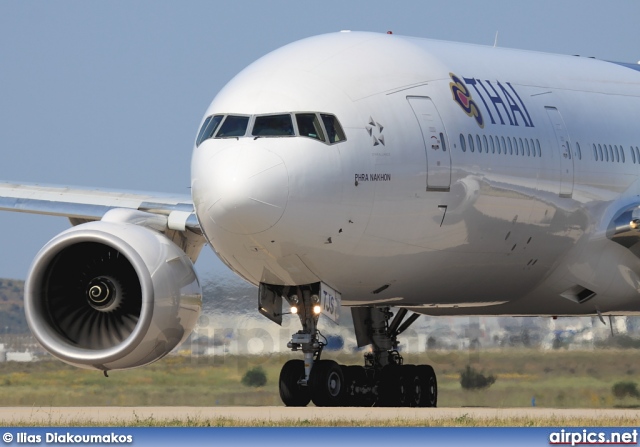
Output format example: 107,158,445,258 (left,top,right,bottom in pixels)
258,283,283,325
407,96,452,191
320,282,341,324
